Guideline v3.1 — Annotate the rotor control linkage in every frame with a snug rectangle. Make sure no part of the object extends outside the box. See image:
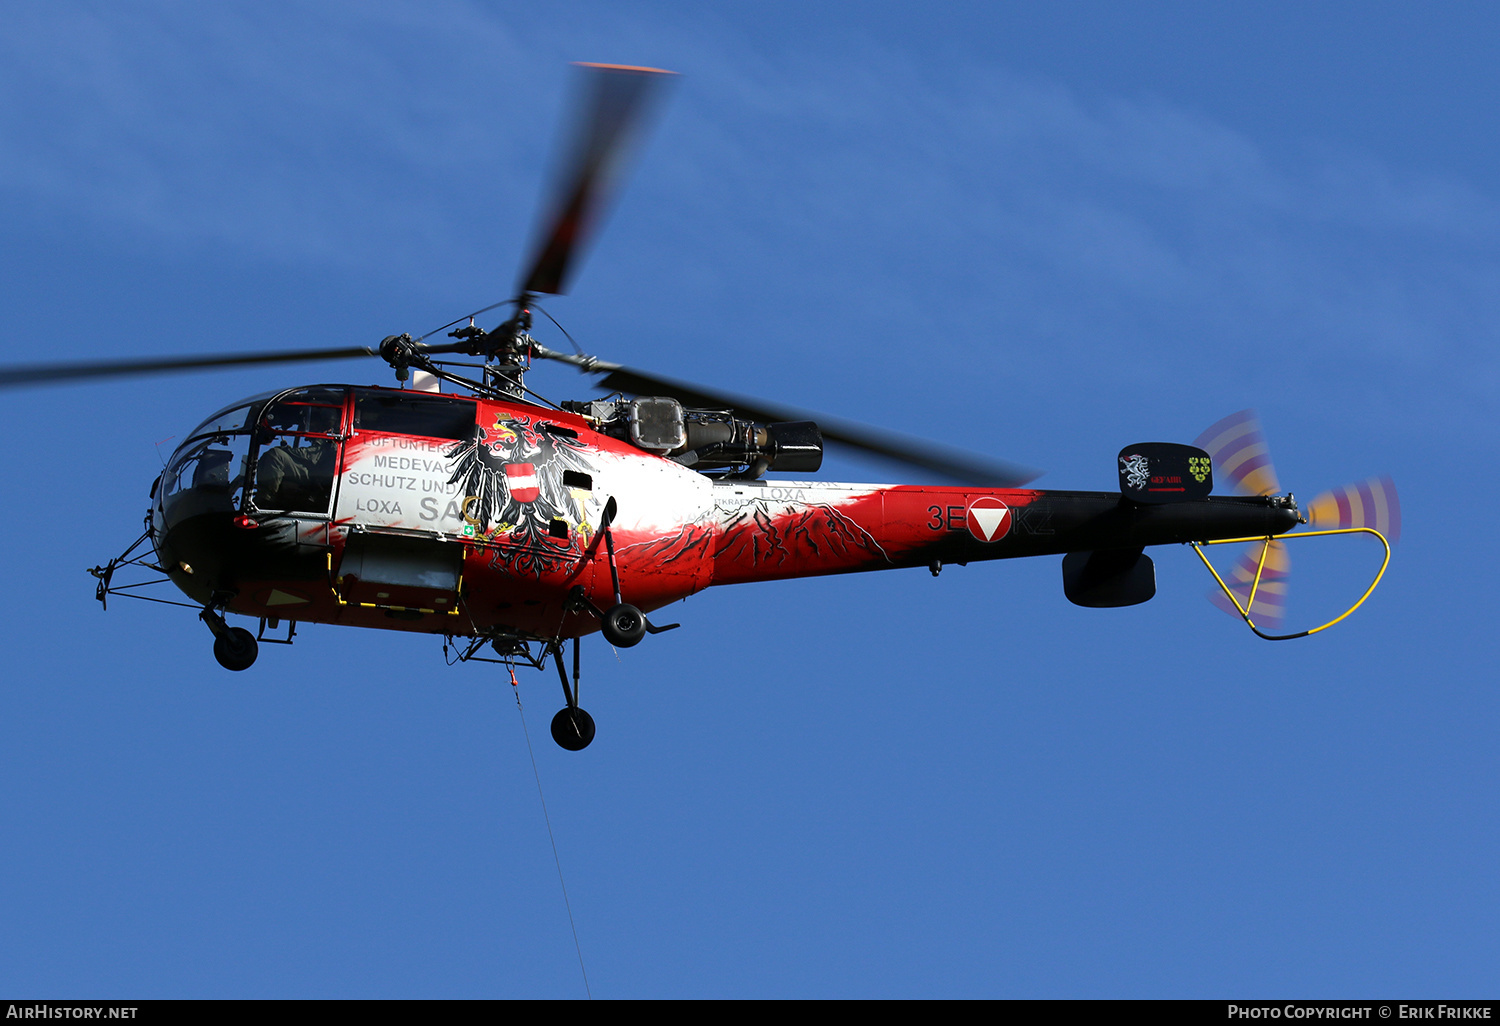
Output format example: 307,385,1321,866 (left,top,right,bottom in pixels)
378,334,419,380
200,600,259,672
